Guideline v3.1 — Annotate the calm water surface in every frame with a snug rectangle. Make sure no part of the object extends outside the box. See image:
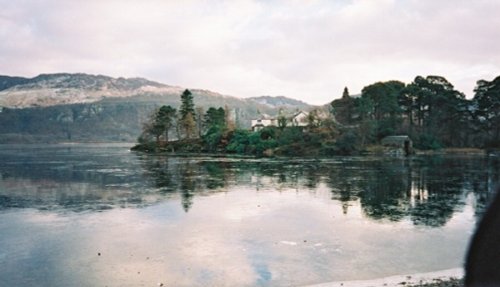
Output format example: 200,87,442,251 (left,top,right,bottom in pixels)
0,144,498,287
